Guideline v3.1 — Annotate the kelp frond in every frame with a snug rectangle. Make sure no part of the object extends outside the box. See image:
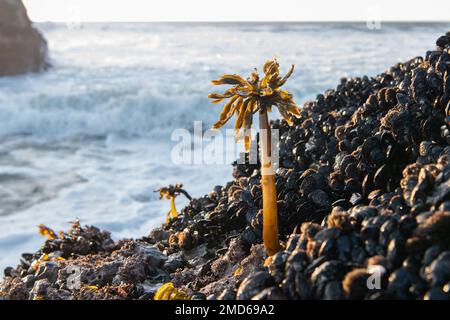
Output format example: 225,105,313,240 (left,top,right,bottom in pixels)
38,224,57,240
154,282,190,300
208,58,300,151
